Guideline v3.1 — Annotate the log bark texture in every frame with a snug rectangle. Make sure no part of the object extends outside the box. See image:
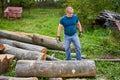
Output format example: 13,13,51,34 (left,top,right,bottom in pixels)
0,54,14,74
0,38,47,53
0,76,38,80
3,44,46,60
0,30,33,43
15,60,96,77
32,34,65,51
